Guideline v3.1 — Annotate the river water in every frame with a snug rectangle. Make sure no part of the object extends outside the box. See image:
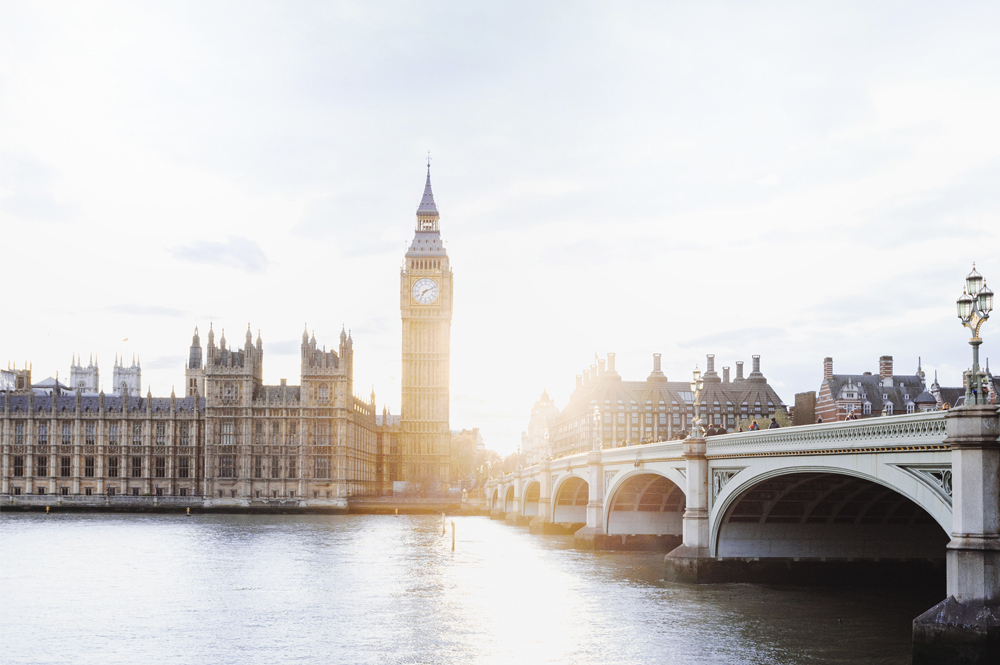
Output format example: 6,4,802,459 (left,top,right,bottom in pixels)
0,513,937,664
